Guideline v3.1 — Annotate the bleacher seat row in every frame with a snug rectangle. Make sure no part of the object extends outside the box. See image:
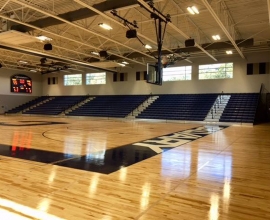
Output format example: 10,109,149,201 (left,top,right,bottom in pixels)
6,93,259,123
67,95,148,118
220,93,259,123
6,96,49,114
23,96,87,115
